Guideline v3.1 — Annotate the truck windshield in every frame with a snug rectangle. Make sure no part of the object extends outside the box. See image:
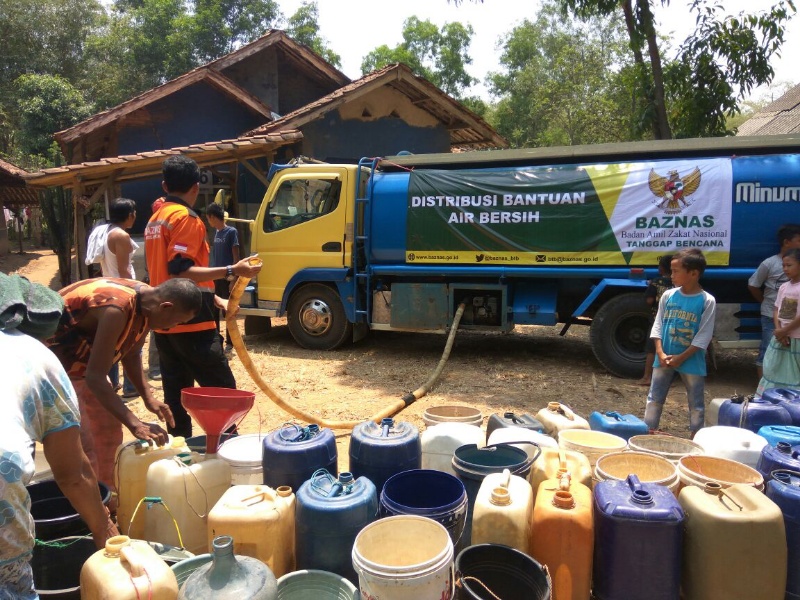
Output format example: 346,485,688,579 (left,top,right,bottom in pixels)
263,178,341,232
